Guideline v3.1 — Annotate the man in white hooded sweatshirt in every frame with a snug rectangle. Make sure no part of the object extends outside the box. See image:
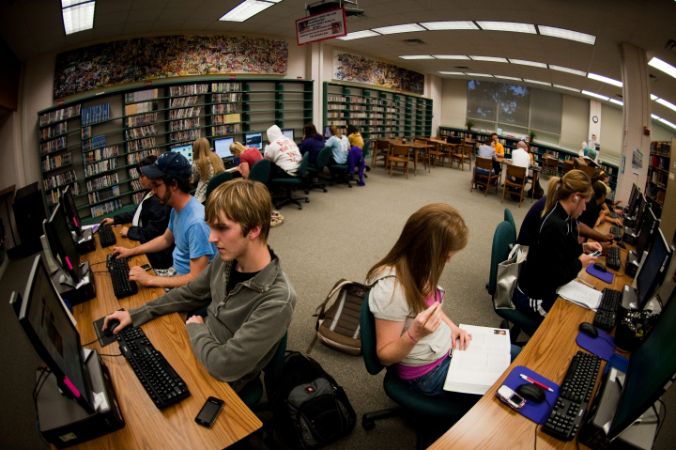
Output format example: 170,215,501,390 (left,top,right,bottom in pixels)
264,124,302,178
